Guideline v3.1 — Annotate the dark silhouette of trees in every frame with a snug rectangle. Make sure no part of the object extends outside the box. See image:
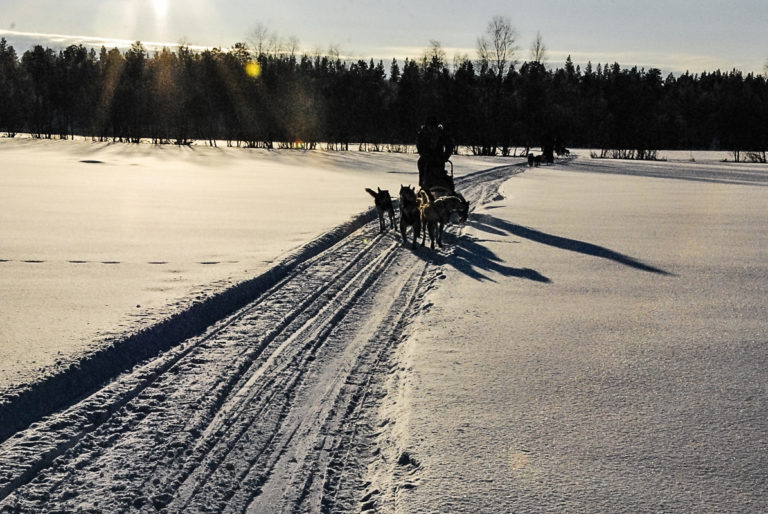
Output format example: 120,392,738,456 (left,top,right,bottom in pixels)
21,45,58,138
0,38,25,137
55,45,98,139
94,46,124,141
0,35,765,161
389,58,422,148
475,17,519,156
